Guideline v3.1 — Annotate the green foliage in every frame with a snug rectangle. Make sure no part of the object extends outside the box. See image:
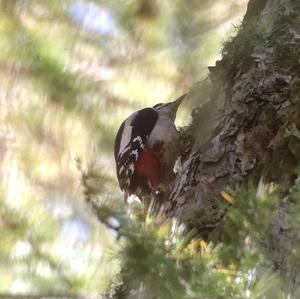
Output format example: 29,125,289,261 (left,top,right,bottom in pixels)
74,162,300,299
217,182,275,268
93,179,299,299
